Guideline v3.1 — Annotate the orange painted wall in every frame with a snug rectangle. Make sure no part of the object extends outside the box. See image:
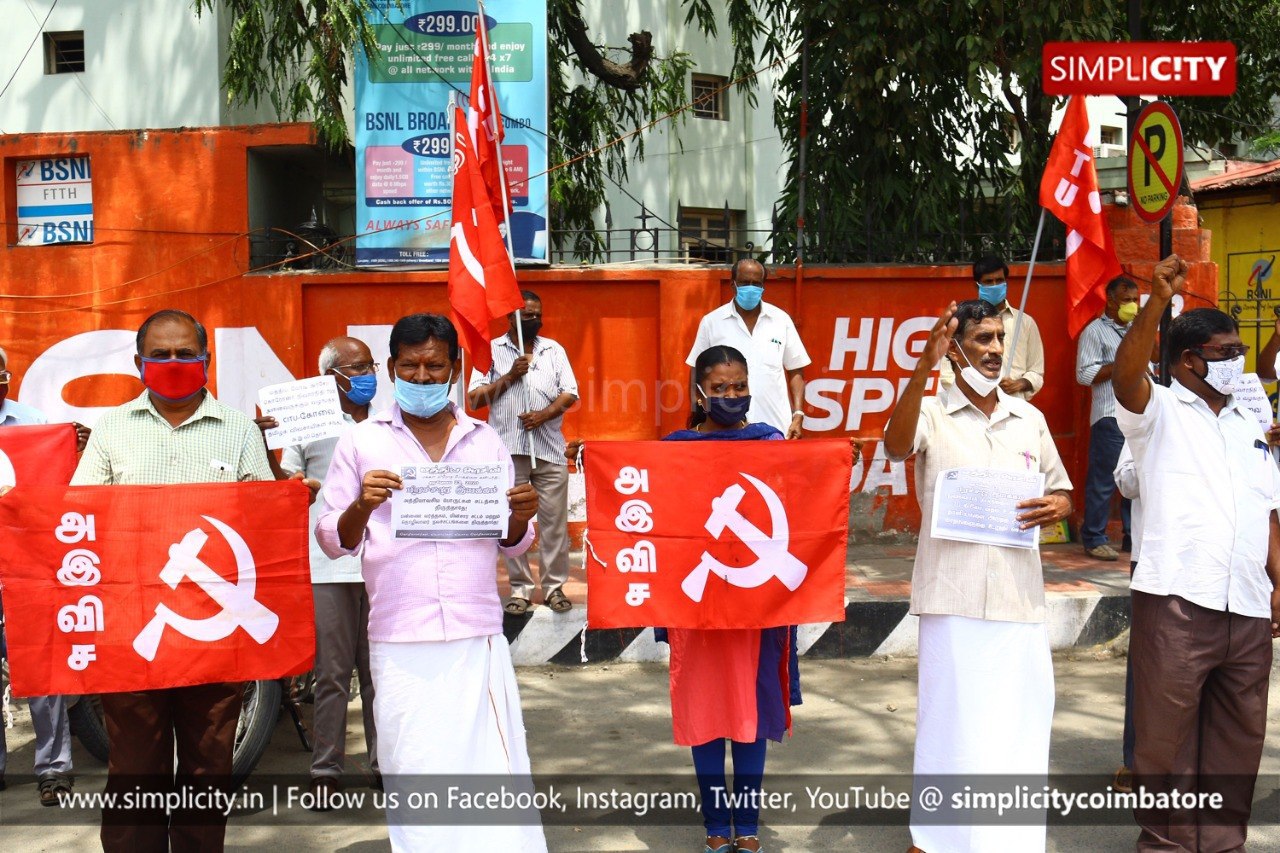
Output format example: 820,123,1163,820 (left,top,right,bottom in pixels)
0,125,1218,536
